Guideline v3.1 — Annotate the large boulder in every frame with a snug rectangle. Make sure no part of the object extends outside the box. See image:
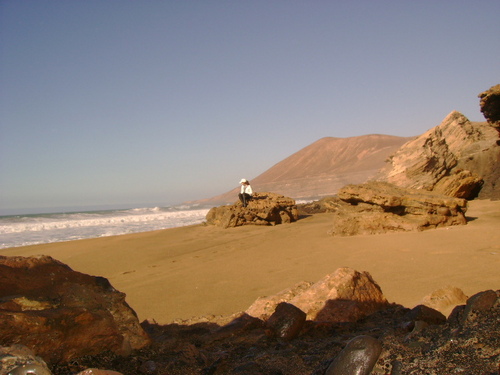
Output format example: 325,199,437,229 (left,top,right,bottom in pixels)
0,255,150,364
327,181,467,236
376,111,500,199
246,268,389,323
205,192,298,228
